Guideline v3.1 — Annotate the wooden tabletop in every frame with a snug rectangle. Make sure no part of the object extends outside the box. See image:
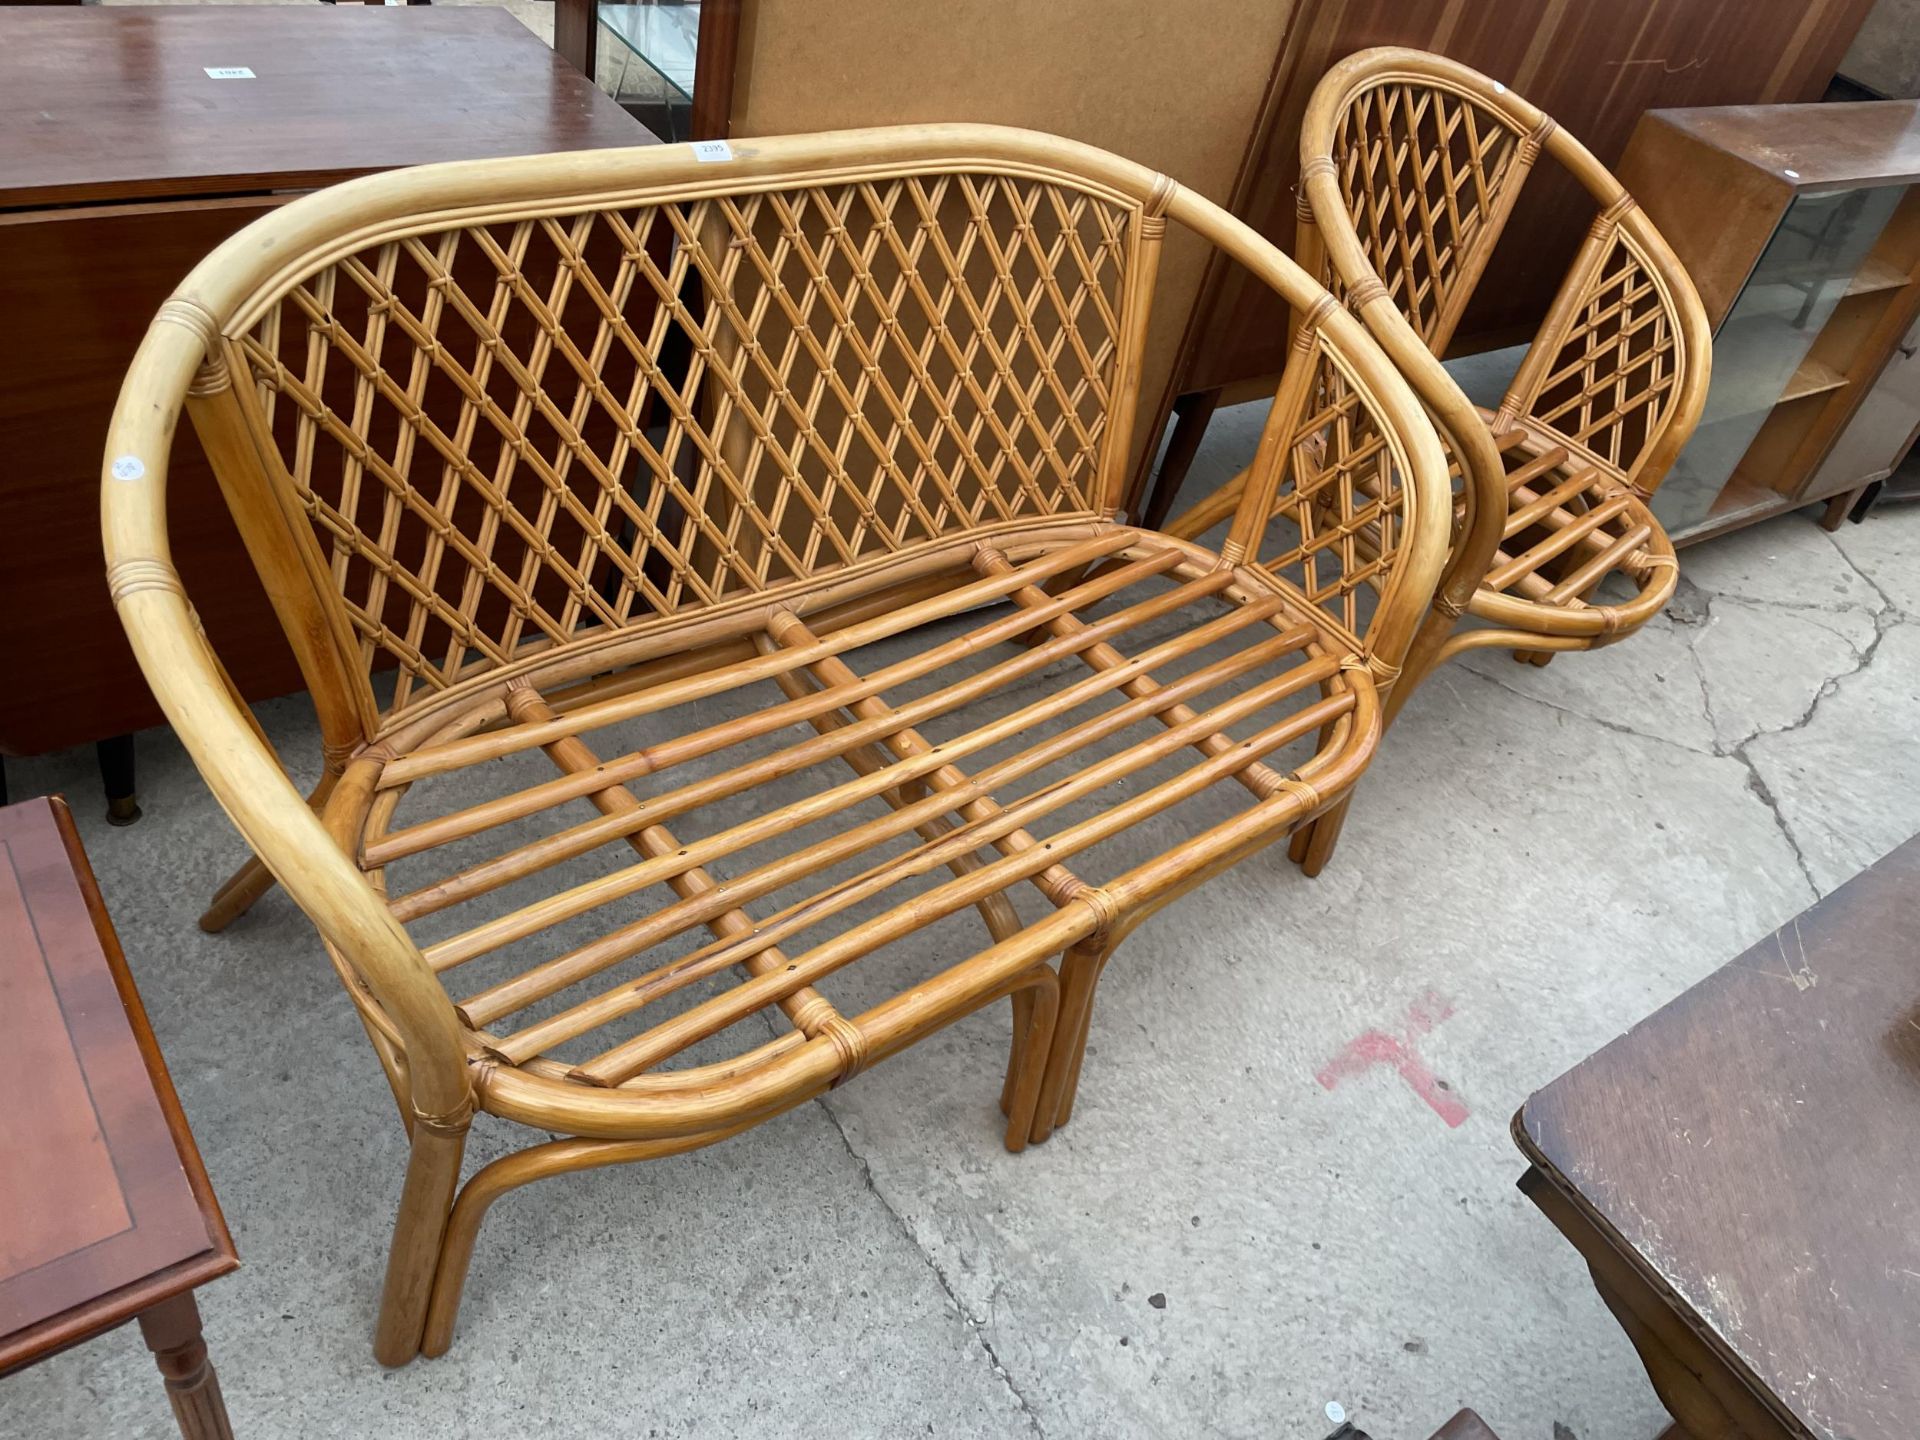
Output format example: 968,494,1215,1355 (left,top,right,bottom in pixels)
0,6,655,209
1638,99,1920,192
1516,836,1920,1440
0,798,236,1374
